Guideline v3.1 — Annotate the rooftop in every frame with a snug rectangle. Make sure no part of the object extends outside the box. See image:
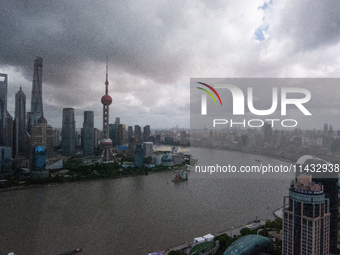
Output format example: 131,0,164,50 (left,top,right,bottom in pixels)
189,241,215,255
223,235,272,255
